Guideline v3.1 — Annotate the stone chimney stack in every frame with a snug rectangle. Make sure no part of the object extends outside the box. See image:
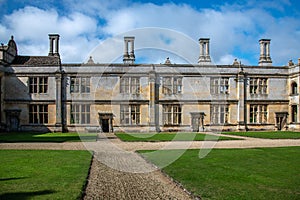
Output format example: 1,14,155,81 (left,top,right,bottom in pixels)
123,36,135,64
198,38,211,64
259,39,272,66
48,34,60,56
